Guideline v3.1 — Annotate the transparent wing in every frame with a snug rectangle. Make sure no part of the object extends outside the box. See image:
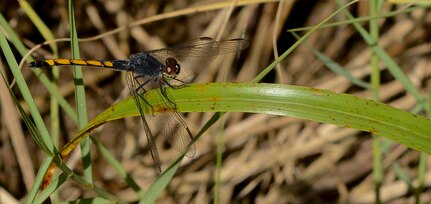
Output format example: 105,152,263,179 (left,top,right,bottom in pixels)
164,110,196,158
128,72,196,160
125,72,162,172
149,104,196,158
147,77,196,158
146,37,248,57
144,37,249,80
